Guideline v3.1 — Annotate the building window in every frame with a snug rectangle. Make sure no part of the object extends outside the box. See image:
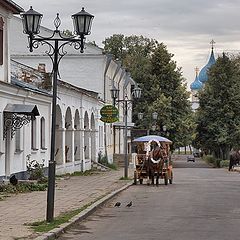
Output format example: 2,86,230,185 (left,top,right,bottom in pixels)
0,17,4,65
40,117,46,149
31,118,37,150
15,128,21,152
